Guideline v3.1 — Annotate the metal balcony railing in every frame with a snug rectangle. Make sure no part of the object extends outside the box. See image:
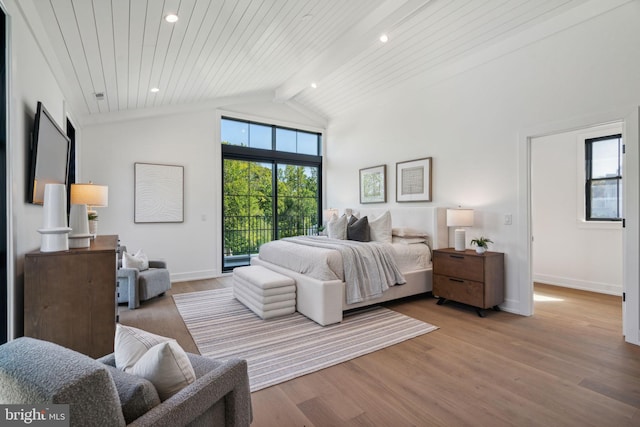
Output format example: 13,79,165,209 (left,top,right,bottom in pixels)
222,215,319,270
